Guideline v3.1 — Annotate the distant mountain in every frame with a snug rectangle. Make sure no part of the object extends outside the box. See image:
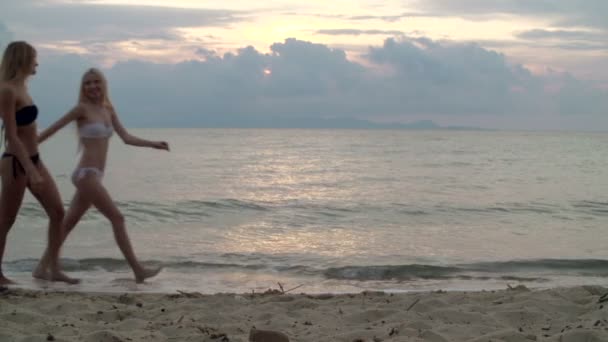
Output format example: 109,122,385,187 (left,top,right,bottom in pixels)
135,115,488,130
